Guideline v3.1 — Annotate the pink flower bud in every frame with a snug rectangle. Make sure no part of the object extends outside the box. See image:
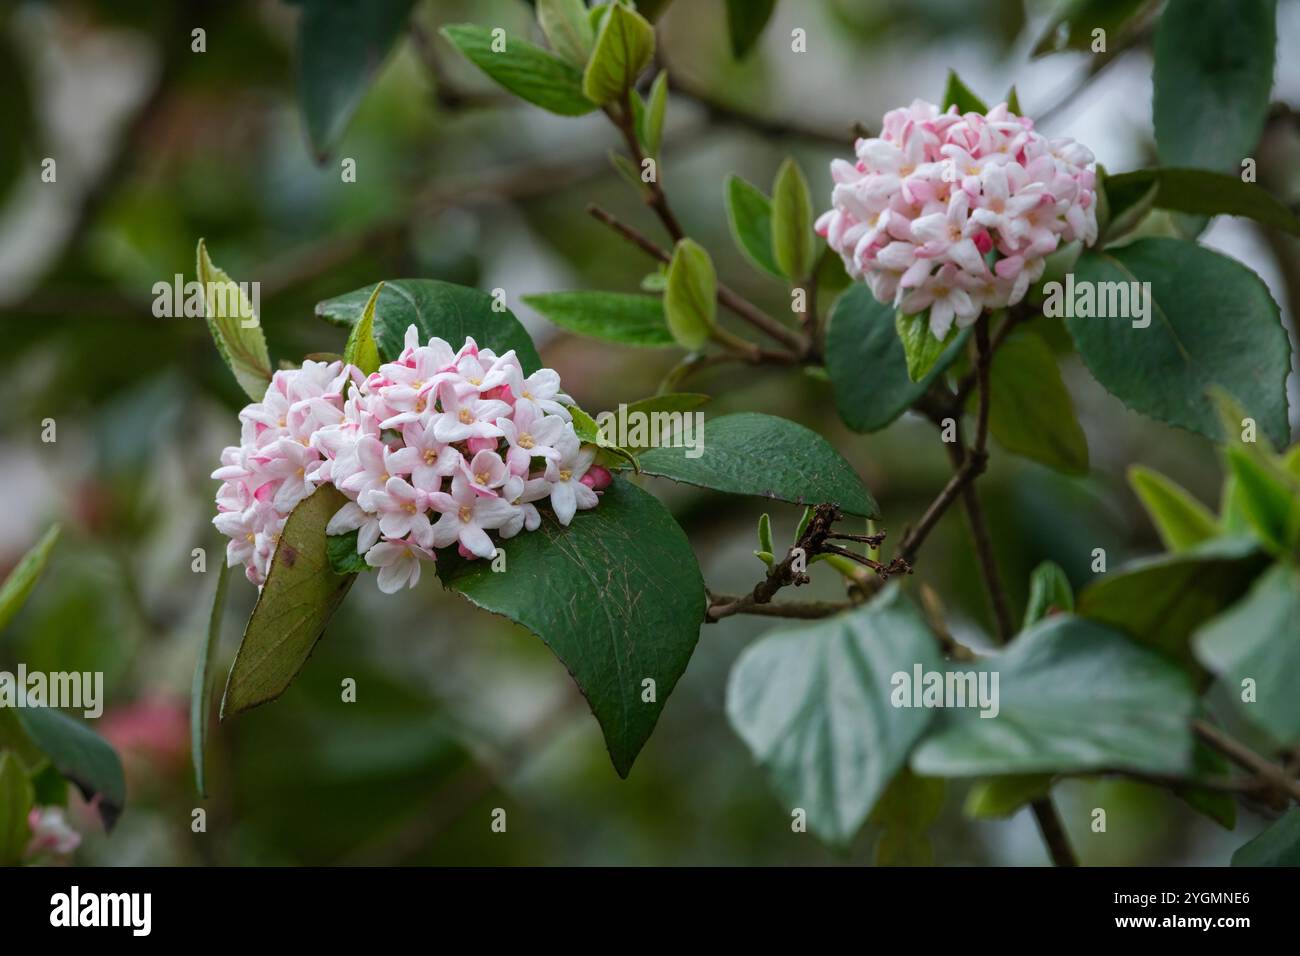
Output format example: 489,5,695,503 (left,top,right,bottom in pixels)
582,465,612,490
